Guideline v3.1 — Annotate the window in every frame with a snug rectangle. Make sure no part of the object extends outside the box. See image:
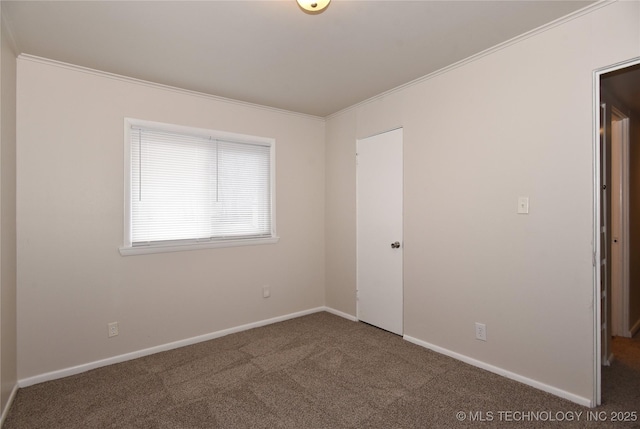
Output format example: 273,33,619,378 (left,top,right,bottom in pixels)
120,119,277,255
